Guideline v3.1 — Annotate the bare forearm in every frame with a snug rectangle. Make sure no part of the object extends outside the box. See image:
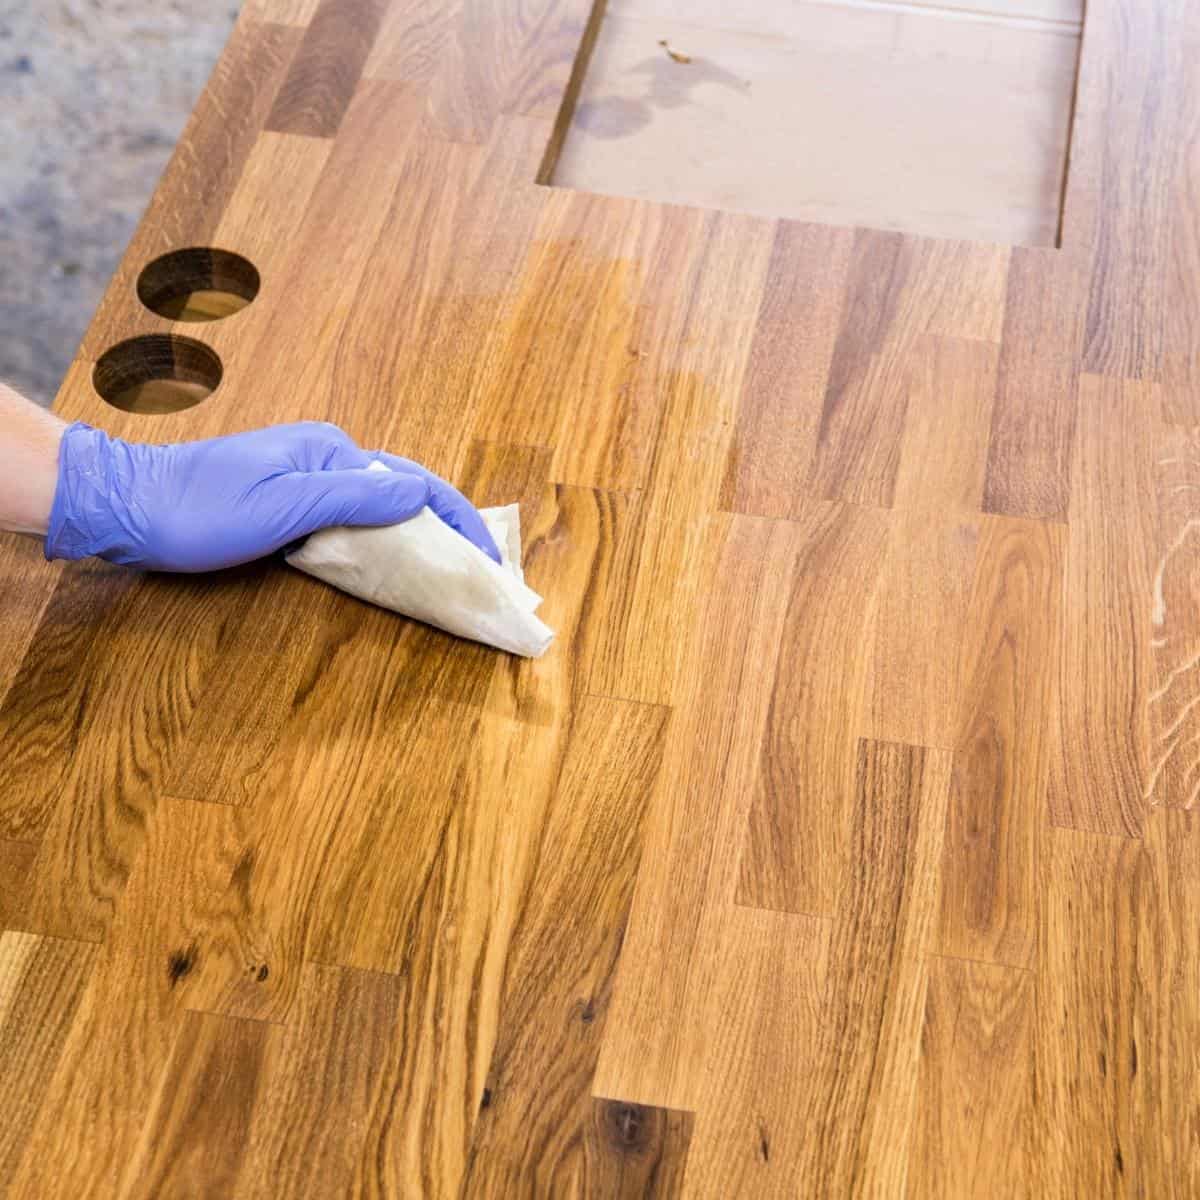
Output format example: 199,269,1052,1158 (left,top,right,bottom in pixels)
0,382,65,537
